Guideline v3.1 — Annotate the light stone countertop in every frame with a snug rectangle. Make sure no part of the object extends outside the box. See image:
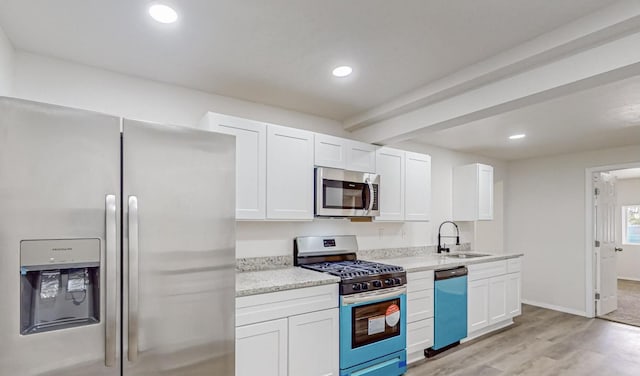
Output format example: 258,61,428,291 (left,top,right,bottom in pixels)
235,251,523,297
236,267,340,297
371,252,524,273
